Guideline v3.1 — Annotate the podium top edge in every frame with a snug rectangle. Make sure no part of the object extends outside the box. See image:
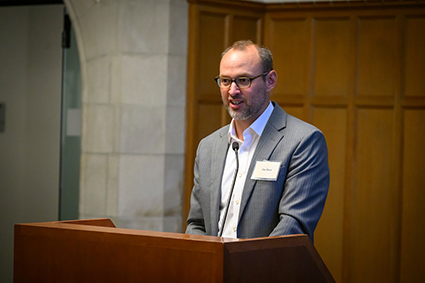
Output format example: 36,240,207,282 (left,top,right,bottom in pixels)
15,219,309,244
14,220,235,243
